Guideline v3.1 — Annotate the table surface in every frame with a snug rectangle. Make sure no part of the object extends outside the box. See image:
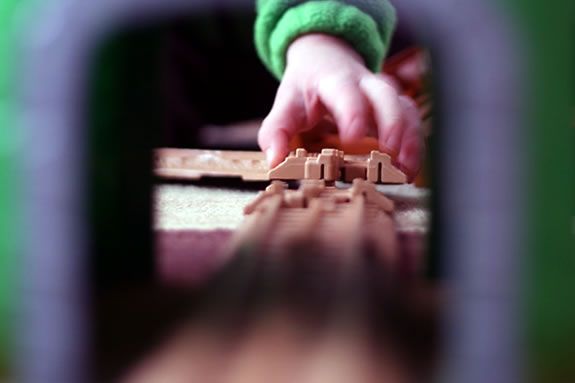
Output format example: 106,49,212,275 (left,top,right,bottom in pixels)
154,182,430,233
153,181,430,285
